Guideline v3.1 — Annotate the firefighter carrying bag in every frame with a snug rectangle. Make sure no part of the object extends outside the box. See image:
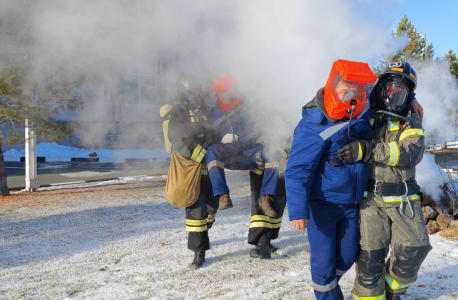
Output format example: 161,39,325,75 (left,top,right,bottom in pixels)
165,151,201,207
